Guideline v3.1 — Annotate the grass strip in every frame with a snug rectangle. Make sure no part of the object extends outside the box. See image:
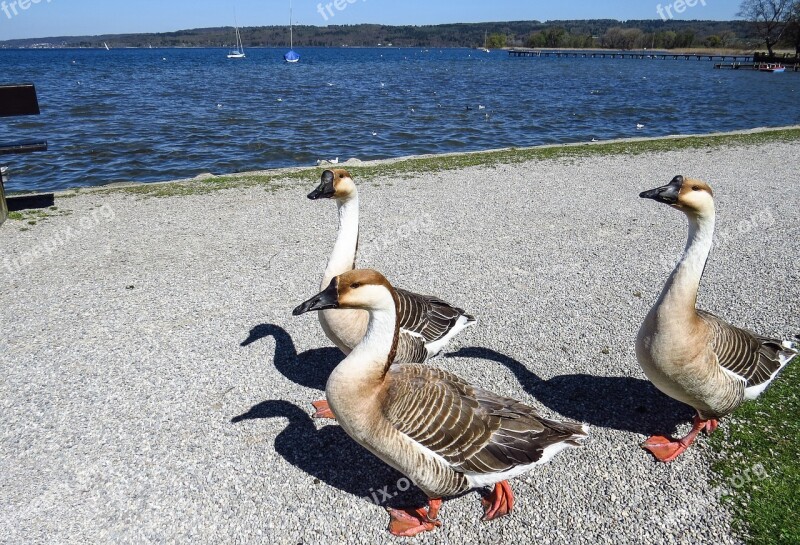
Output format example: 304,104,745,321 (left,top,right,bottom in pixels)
710,355,800,545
